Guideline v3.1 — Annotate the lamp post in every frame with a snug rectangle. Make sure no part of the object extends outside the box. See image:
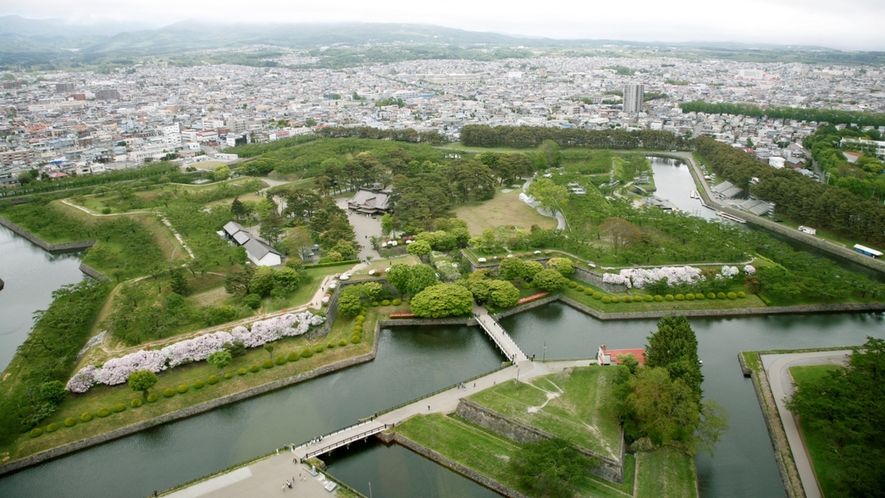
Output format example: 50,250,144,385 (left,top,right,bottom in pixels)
543,341,547,362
